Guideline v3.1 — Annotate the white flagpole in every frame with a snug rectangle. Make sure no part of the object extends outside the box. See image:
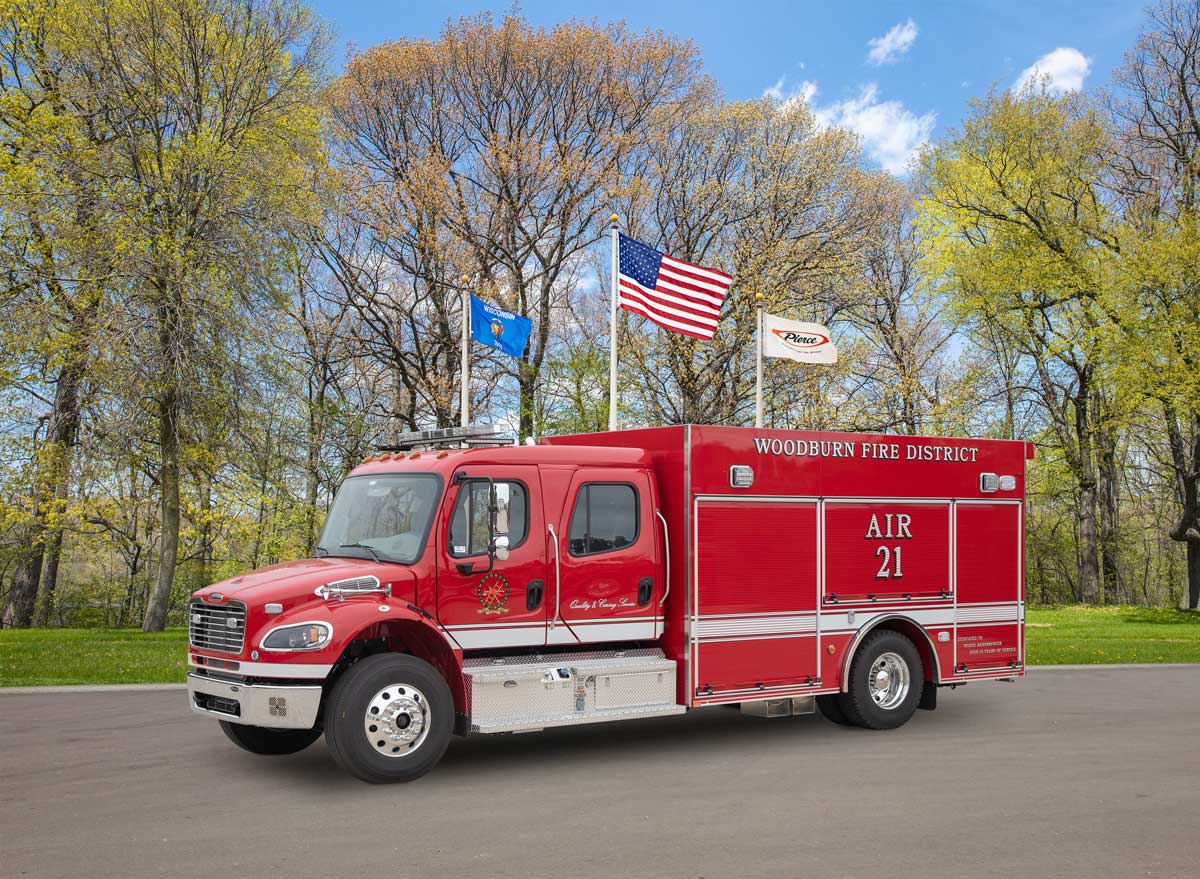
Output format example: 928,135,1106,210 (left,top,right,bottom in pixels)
755,292,764,428
608,214,619,432
460,275,470,428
